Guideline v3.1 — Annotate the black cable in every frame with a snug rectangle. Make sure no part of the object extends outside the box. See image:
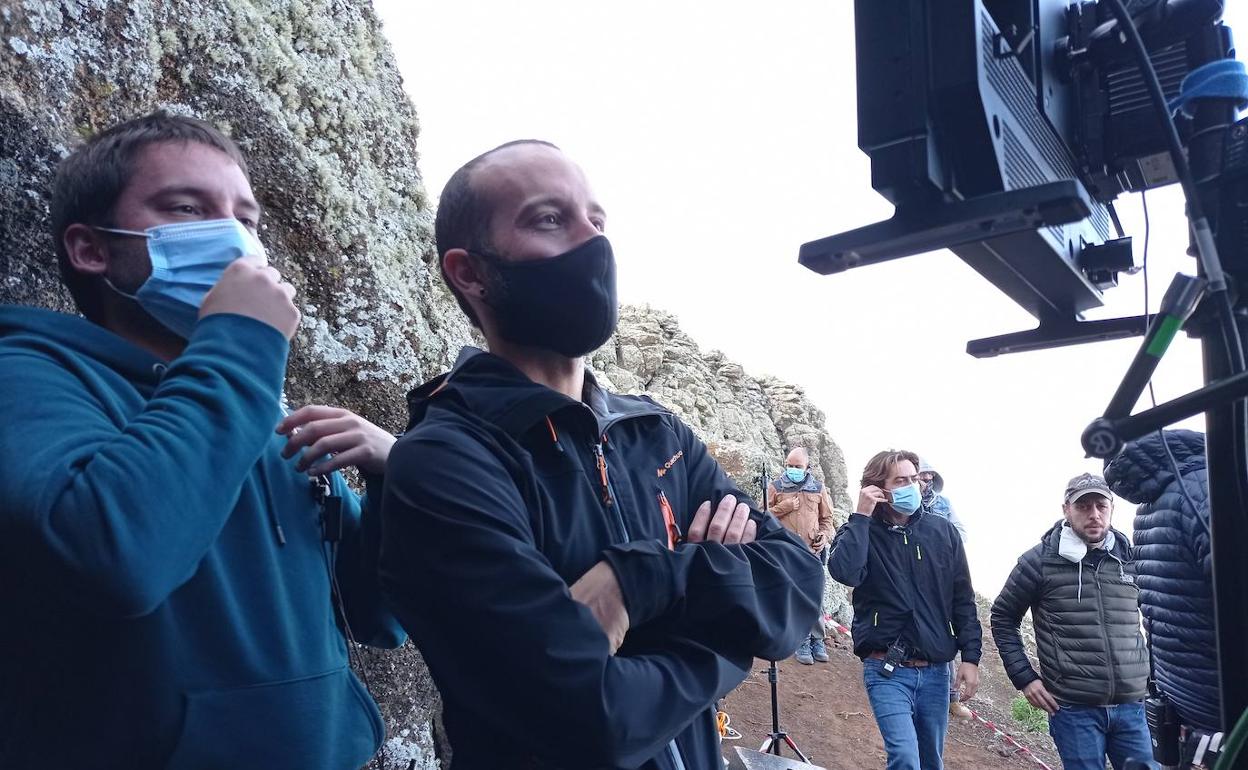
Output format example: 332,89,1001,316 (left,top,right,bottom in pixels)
1101,0,1243,367
1104,0,1246,744
1103,0,1248,515
1108,200,1127,239
1142,188,1210,534
1103,1,1205,223
1142,189,1152,325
